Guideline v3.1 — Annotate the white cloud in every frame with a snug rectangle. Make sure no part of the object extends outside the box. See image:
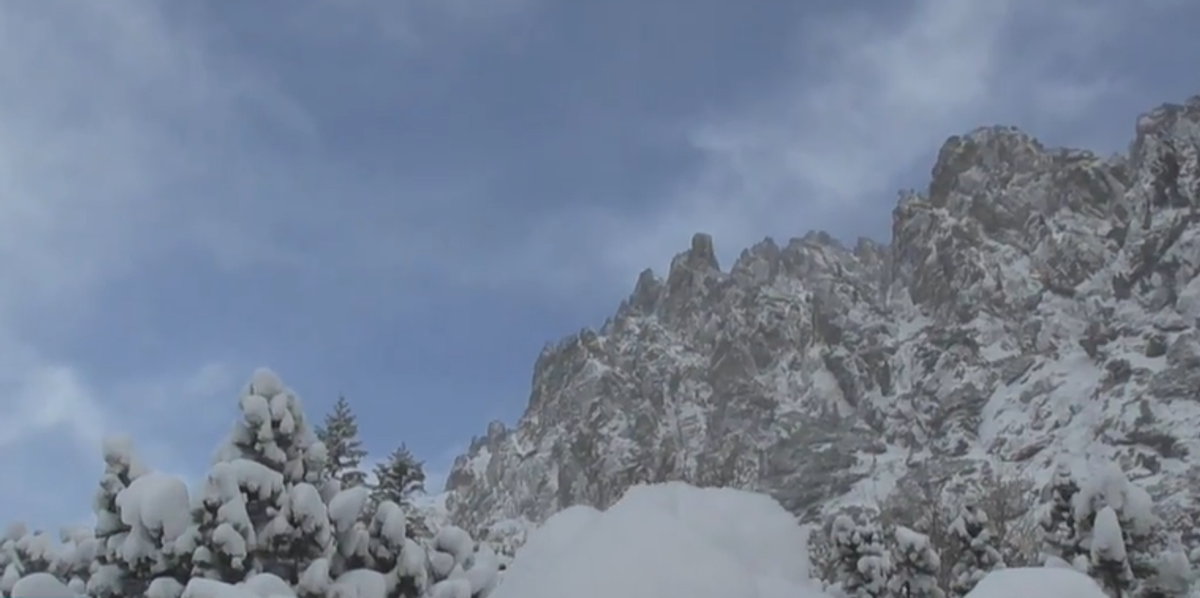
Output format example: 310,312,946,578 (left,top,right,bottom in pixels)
0,0,304,521
496,0,1189,299
277,0,535,49
0,0,542,525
